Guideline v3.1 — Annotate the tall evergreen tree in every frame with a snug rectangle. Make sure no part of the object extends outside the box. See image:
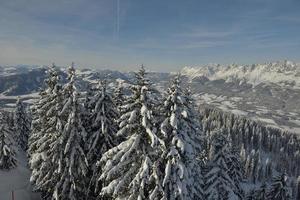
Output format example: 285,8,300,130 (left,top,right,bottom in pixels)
14,97,30,150
250,150,260,183
82,83,97,133
296,176,300,200
28,64,64,198
290,178,297,200
85,80,119,198
28,63,61,156
98,66,163,200
227,146,244,196
113,80,126,113
160,75,202,200
205,129,242,200
254,182,268,200
0,124,17,170
267,173,291,200
265,158,272,180
240,144,246,166
52,65,88,200
86,80,118,161
246,189,256,200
